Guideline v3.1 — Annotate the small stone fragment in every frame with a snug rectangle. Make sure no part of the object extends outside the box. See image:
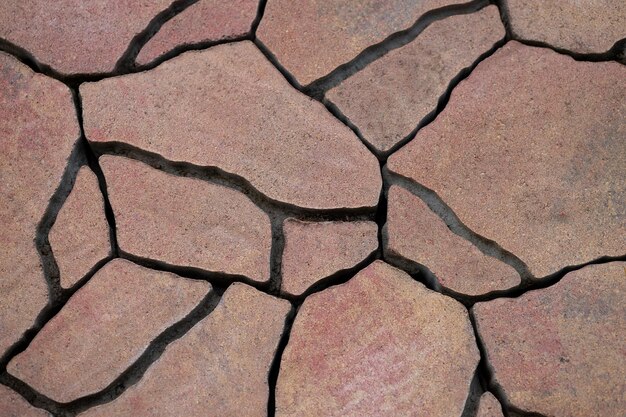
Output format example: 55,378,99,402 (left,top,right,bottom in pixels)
477,392,504,417
473,262,626,417
8,259,210,403
0,385,50,417
385,185,519,295
100,155,271,282
282,219,378,296
276,261,479,417
49,166,110,288
83,283,290,417
82,41,380,209
327,6,504,151
136,0,259,65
